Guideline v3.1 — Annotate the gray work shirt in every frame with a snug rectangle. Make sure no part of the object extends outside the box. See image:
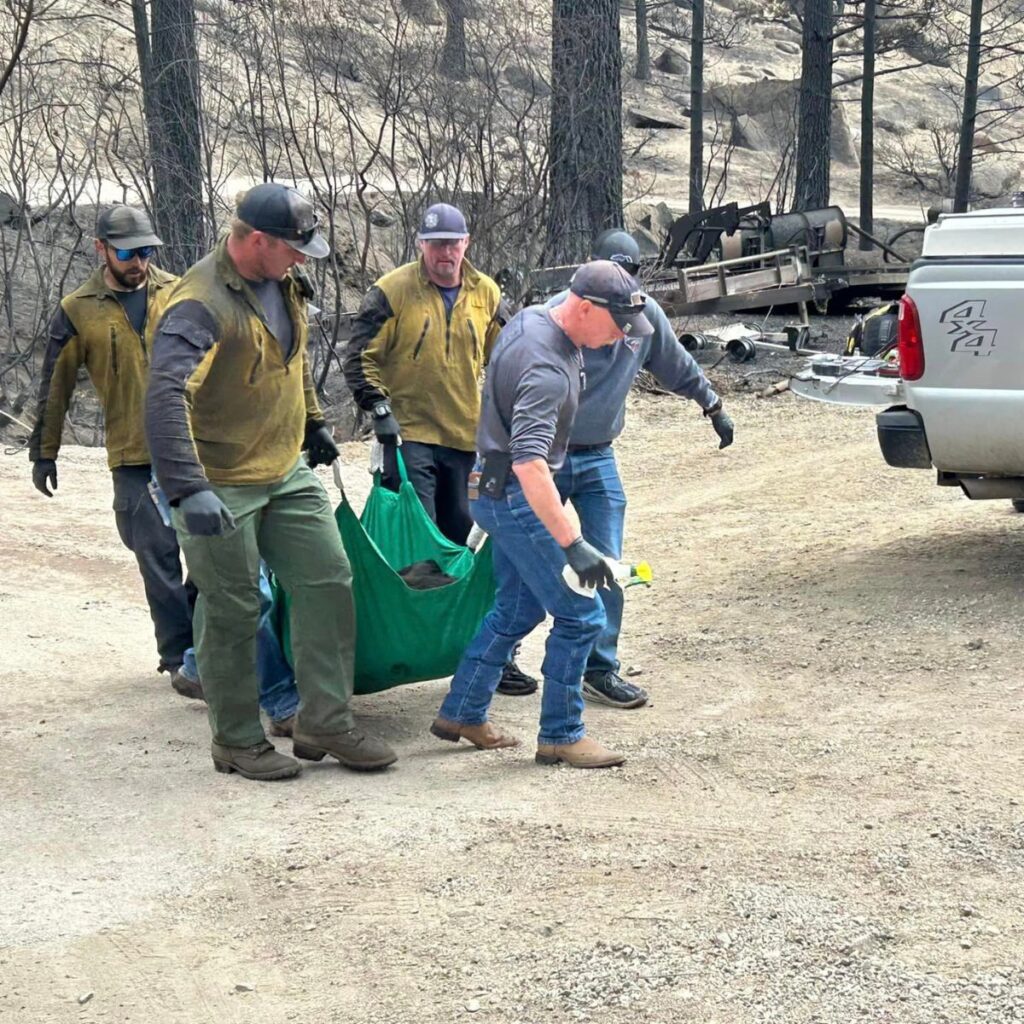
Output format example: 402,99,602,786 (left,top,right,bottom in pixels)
546,289,720,446
476,305,584,470
248,277,294,361
115,286,148,337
